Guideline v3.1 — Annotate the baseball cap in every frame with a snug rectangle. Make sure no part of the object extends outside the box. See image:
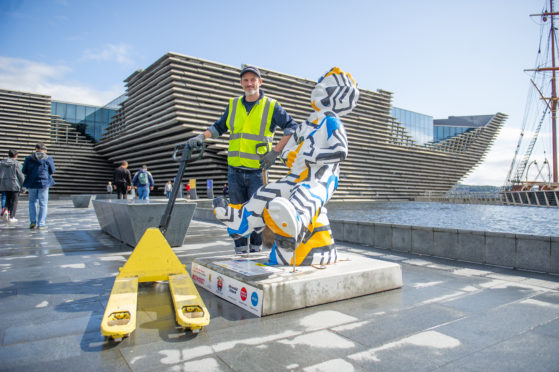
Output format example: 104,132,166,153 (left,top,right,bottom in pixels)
240,65,261,78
